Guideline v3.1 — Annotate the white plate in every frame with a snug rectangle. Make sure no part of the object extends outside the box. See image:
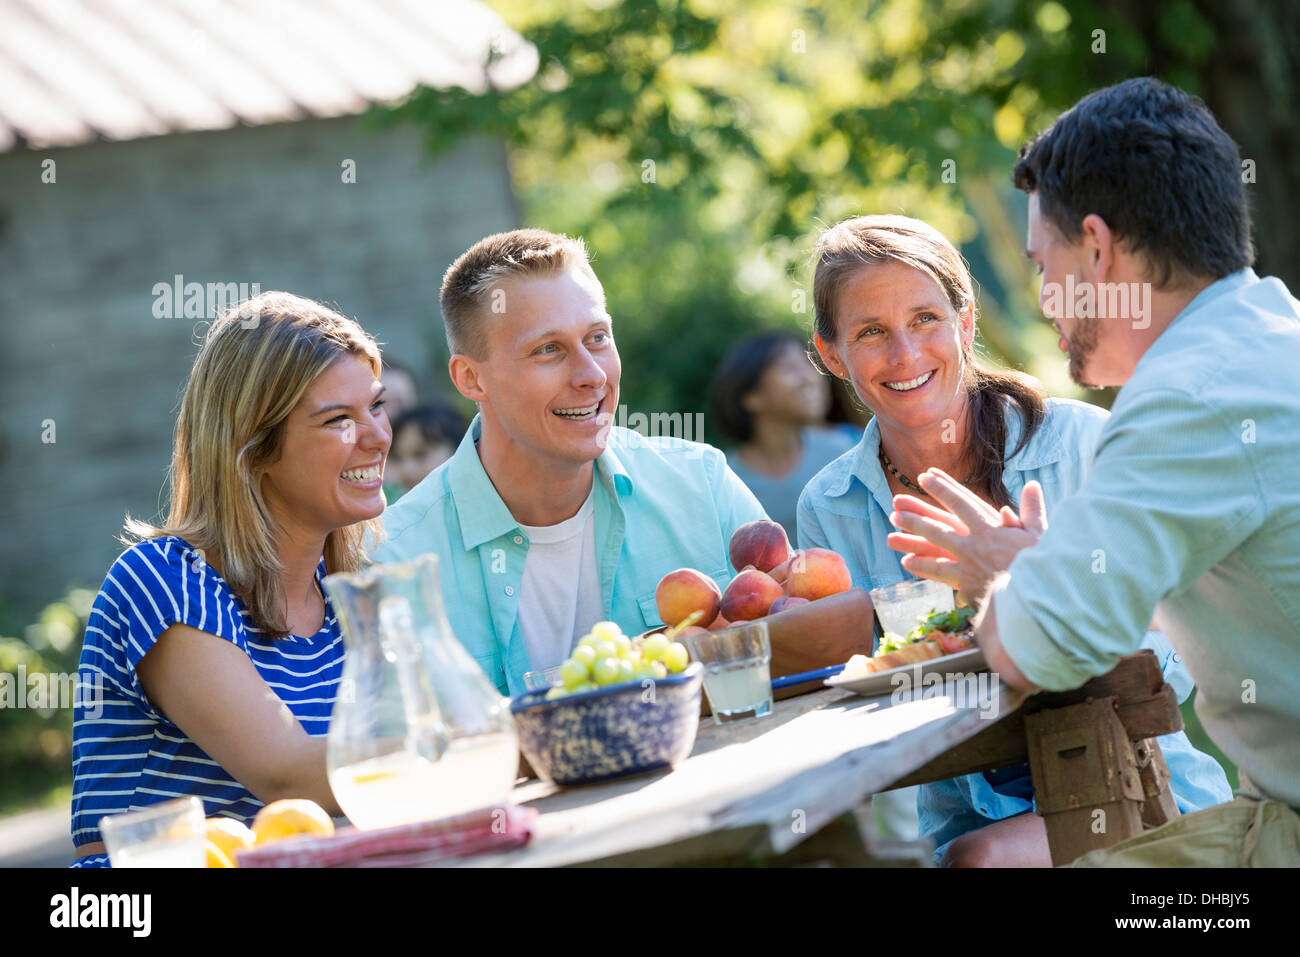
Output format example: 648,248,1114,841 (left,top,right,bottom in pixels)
823,648,987,698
